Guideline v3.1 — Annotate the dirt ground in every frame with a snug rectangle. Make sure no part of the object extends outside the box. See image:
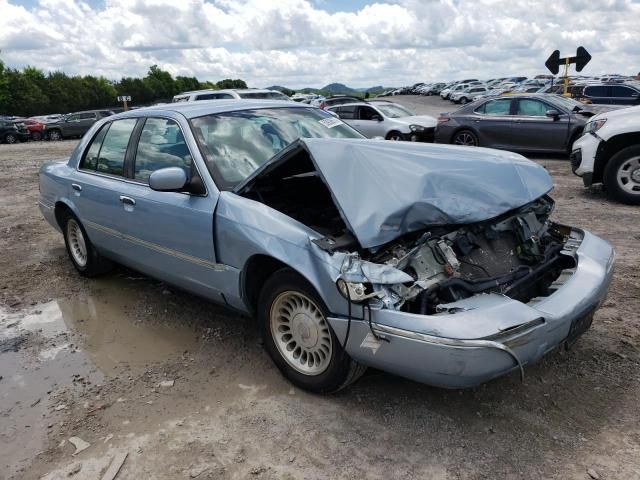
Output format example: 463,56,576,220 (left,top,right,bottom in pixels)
1,97,639,480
